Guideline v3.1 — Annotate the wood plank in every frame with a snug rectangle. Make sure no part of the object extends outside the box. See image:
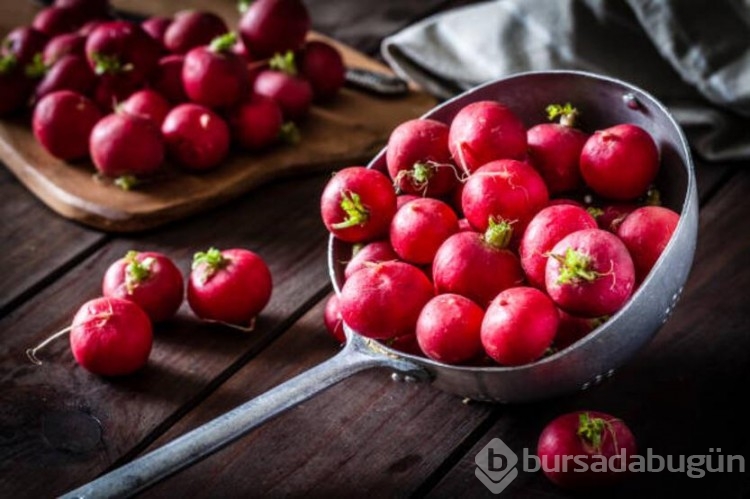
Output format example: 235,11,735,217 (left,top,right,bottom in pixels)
423,169,750,498
137,295,494,498
0,167,105,314
0,173,332,498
